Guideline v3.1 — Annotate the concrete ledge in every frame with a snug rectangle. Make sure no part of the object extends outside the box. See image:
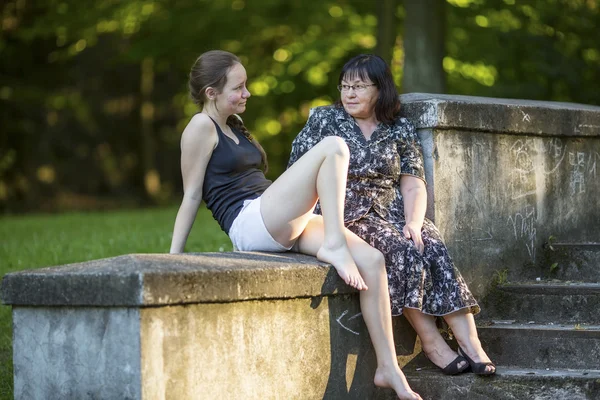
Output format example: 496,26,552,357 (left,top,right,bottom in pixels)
2,252,420,399
400,93,600,136
10,298,417,400
1,252,354,306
